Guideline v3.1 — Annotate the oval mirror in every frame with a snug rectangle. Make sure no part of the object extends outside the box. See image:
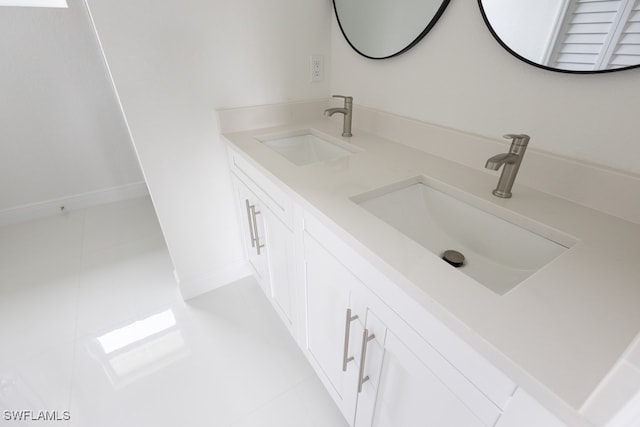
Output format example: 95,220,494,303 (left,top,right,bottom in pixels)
333,0,451,59
479,0,640,73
